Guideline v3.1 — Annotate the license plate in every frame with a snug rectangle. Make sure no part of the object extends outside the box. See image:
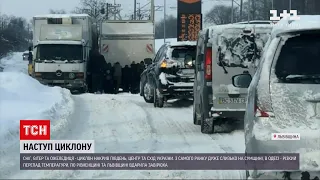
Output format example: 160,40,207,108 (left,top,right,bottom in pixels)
218,97,246,104
53,80,64,83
